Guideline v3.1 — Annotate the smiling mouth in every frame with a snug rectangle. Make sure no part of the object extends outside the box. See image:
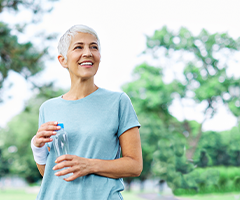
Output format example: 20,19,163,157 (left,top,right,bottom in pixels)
79,62,93,66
